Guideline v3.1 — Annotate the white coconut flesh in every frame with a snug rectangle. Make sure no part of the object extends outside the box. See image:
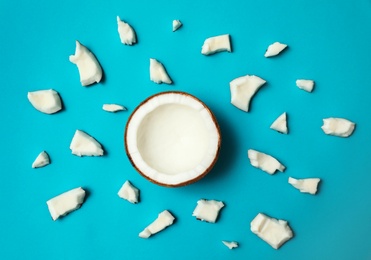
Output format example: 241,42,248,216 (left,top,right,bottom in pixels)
251,213,293,249
70,130,104,157
32,151,50,168
270,112,288,134
149,58,172,84
172,20,182,32
248,149,285,174
296,79,314,92
102,104,126,112
201,34,231,55
69,41,103,86
222,241,239,249
139,210,175,238
288,177,320,195
125,92,220,187
192,199,224,223
264,42,287,57
117,180,139,204
117,16,137,45
27,89,62,114
321,118,355,137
